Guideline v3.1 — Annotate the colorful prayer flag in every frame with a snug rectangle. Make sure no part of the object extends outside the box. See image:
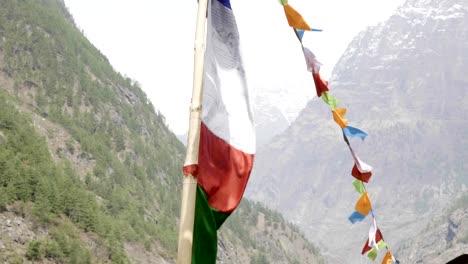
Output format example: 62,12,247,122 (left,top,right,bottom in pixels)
321,91,339,109
332,108,348,128
367,249,378,261
283,4,311,30
351,163,373,183
349,146,373,173
303,47,322,73
348,211,367,223
343,126,368,140
277,2,397,261
355,192,372,216
362,228,383,254
352,179,366,195
184,1,256,262
312,72,329,97
295,29,305,41
381,250,393,264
